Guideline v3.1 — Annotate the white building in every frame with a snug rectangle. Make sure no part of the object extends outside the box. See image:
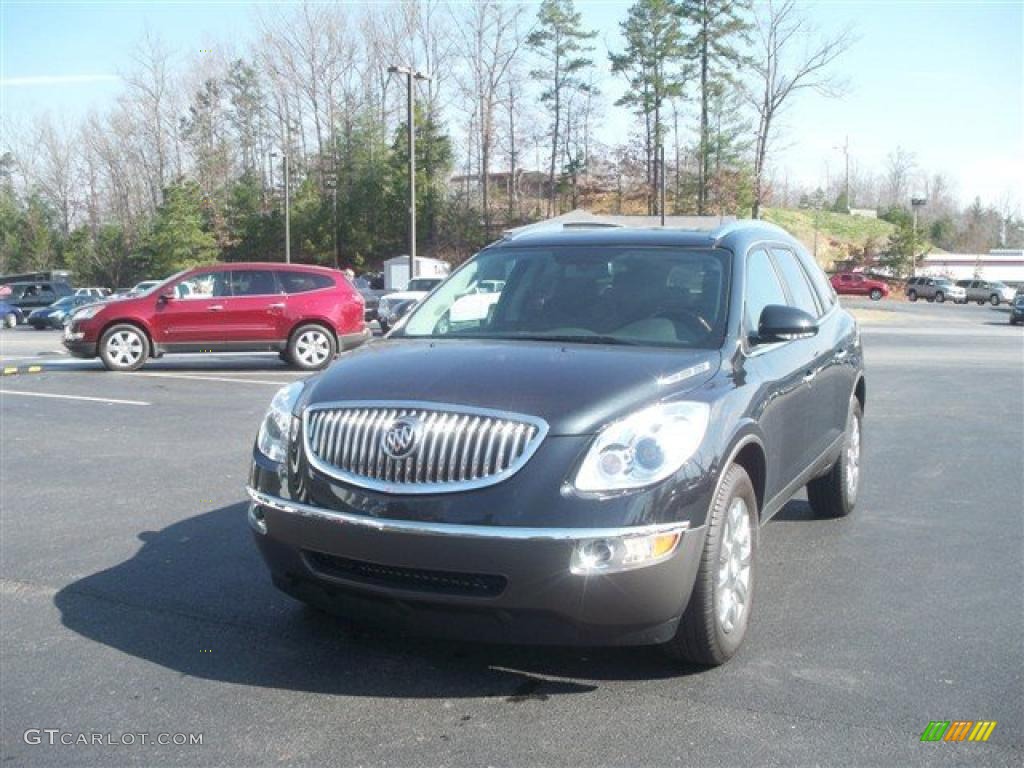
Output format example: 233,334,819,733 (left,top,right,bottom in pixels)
916,249,1024,285
383,255,450,291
